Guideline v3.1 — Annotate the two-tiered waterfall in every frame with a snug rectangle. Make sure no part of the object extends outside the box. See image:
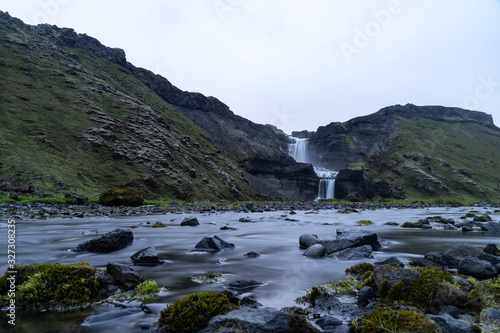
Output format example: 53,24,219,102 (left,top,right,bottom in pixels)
288,137,337,200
